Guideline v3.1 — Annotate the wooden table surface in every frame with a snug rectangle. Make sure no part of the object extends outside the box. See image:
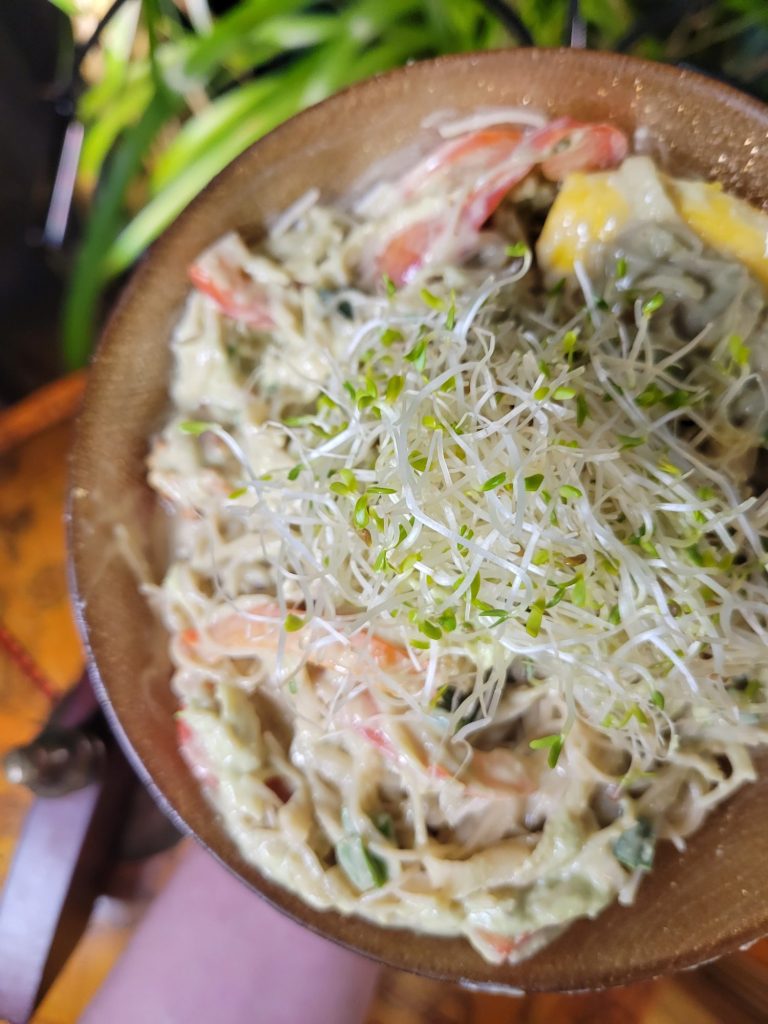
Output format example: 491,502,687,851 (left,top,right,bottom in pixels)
1,375,766,1024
